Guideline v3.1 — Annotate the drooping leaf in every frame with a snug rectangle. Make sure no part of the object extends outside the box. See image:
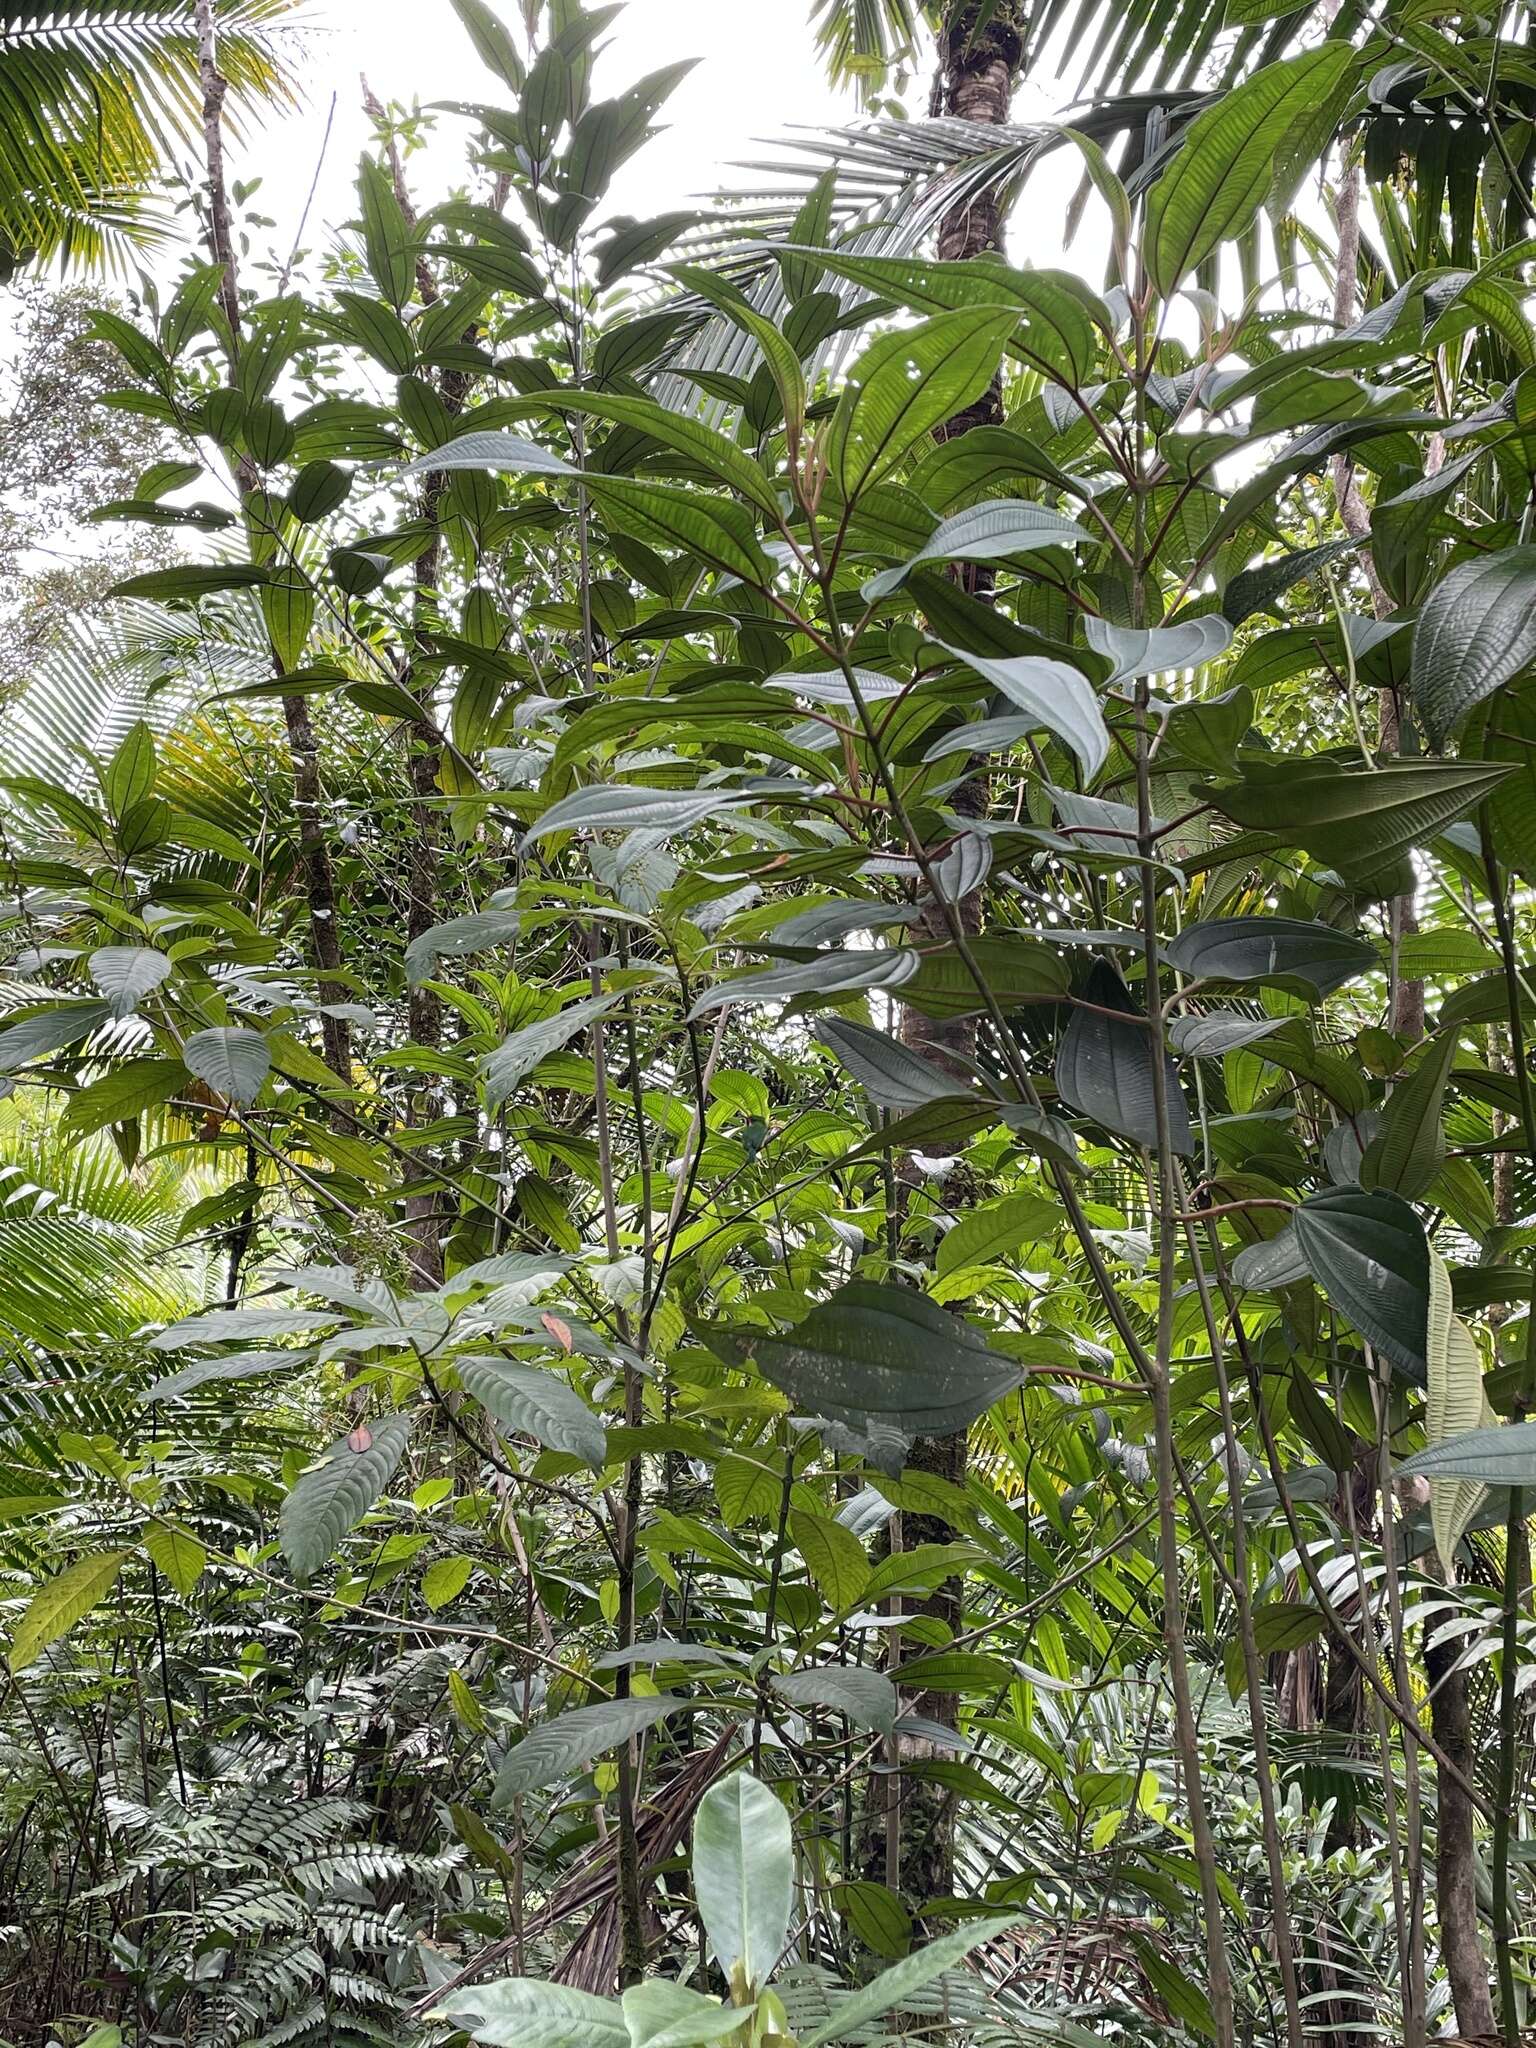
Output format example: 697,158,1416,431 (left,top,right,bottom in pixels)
1084,615,1232,681
1410,546,1536,746
456,1356,607,1465
493,1694,689,1804
9,1551,130,1672
1055,959,1192,1154
1360,1029,1458,1198
405,906,522,984
1424,1248,1496,1572
528,784,761,843
481,994,623,1107
88,946,171,1020
1399,1421,1536,1485
866,499,1089,601
789,1508,872,1608
774,1664,897,1736
0,1002,112,1074
816,1018,971,1113
1292,1186,1430,1380
1163,917,1377,998
934,642,1109,781
182,1027,271,1106
700,1282,1022,1436
431,1979,627,2048
620,1981,747,2048
144,1522,207,1597
279,1412,416,1580
691,1771,794,1998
